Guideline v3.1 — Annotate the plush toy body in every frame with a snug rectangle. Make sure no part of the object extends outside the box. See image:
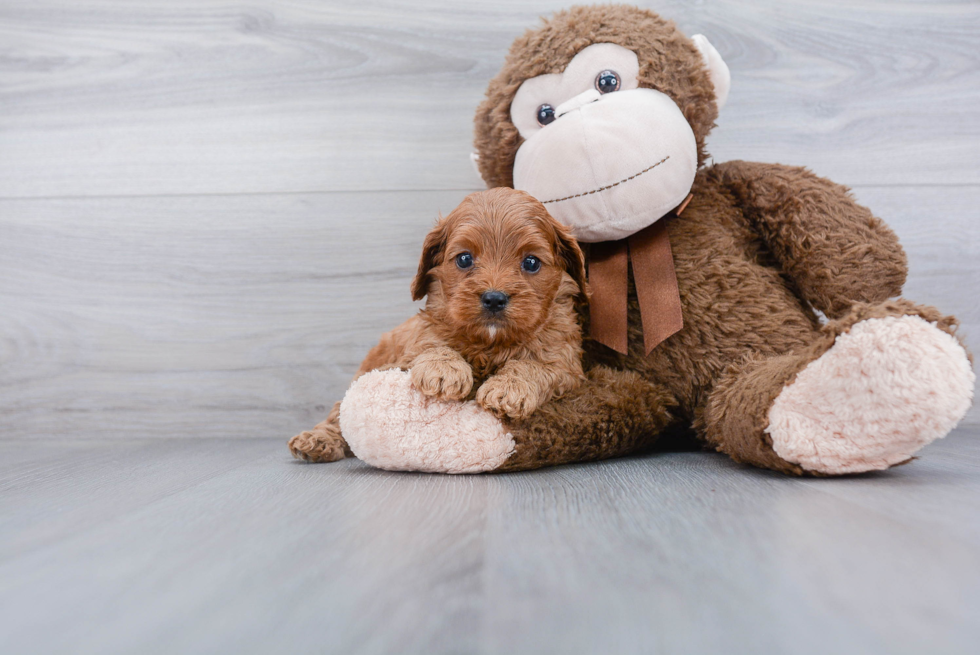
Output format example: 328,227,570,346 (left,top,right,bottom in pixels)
295,5,974,476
